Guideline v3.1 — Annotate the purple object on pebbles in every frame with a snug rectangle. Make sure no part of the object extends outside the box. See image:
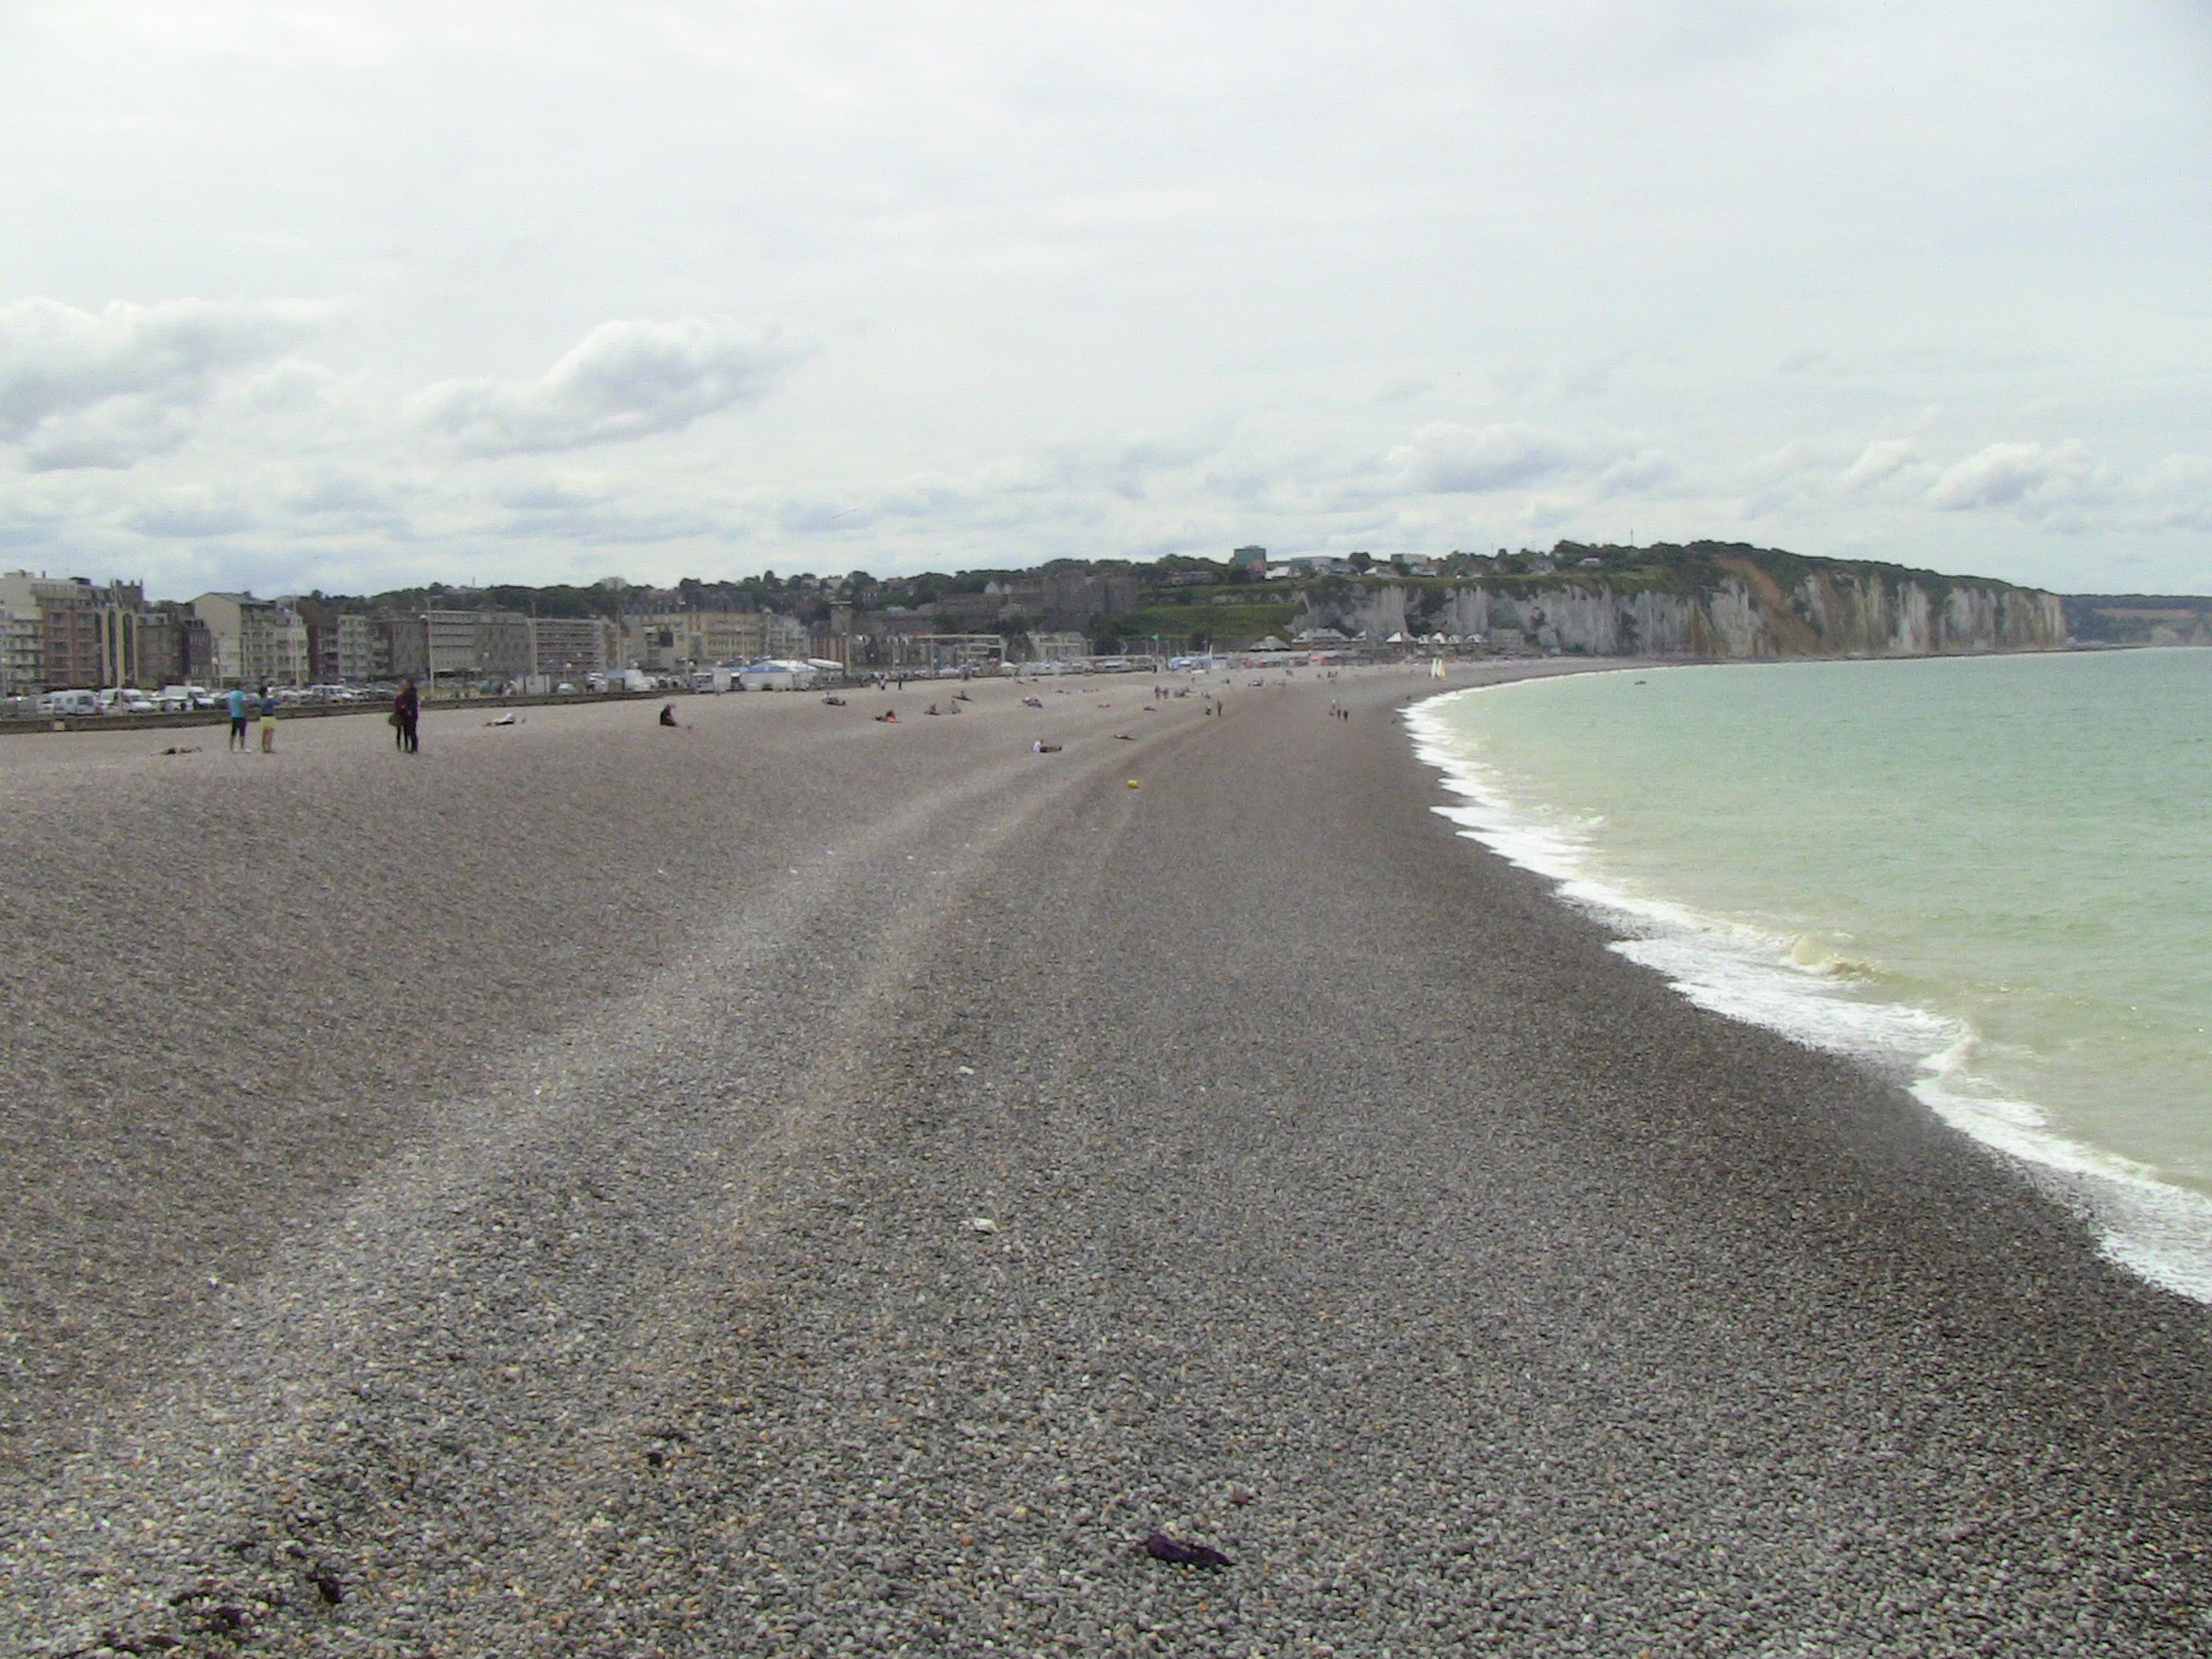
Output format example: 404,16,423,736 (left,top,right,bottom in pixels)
1144,1531,1232,1570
